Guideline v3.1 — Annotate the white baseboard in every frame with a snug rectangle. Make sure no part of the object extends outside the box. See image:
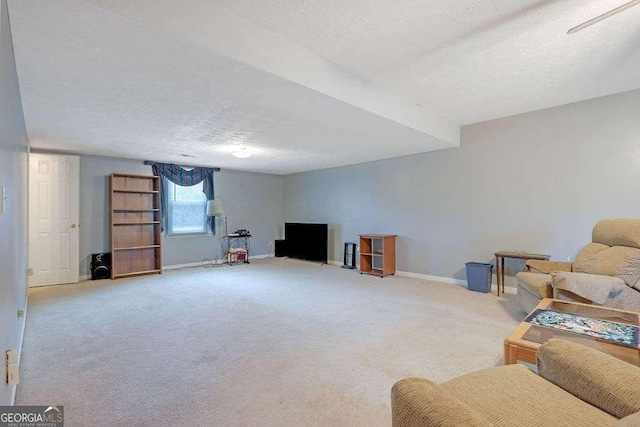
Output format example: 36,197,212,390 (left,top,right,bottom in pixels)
163,254,274,271
395,269,467,286
327,259,517,295
10,294,28,405
398,270,517,294
79,255,278,280
163,261,209,270
86,256,516,295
